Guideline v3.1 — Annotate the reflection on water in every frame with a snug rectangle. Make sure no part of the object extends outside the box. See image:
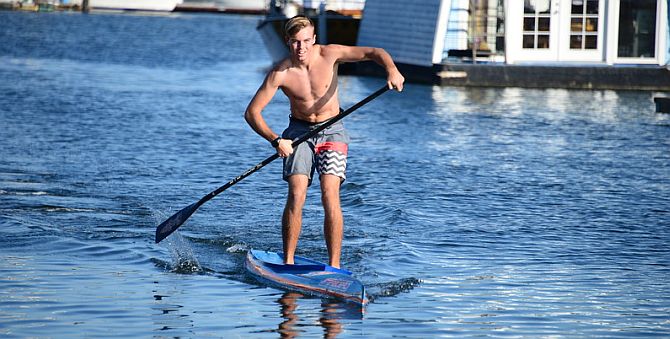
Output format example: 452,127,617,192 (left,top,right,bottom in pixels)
277,292,303,338
276,292,363,338
430,85,631,121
